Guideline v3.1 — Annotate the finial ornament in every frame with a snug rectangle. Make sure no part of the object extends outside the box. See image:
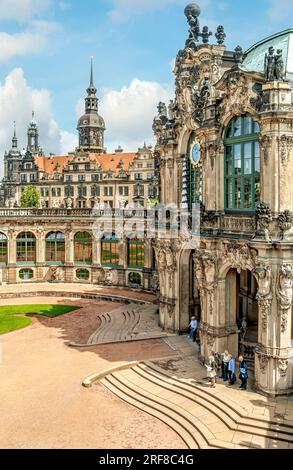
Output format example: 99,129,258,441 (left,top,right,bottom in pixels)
215,25,226,45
